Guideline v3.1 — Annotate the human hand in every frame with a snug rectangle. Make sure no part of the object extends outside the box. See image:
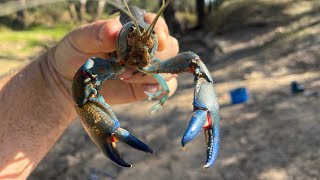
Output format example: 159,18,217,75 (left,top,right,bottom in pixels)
50,13,179,104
